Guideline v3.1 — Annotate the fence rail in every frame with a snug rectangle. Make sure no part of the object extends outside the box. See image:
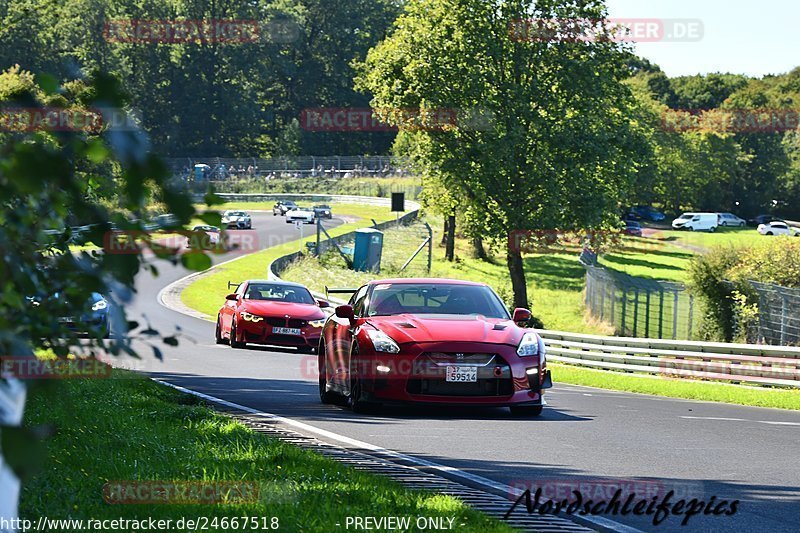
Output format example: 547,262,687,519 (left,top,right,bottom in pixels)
540,330,800,388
